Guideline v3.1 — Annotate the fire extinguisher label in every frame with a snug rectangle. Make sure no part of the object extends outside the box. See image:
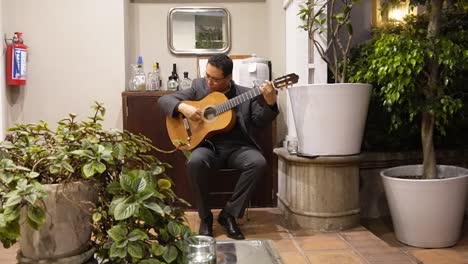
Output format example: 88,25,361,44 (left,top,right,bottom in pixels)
12,48,27,80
